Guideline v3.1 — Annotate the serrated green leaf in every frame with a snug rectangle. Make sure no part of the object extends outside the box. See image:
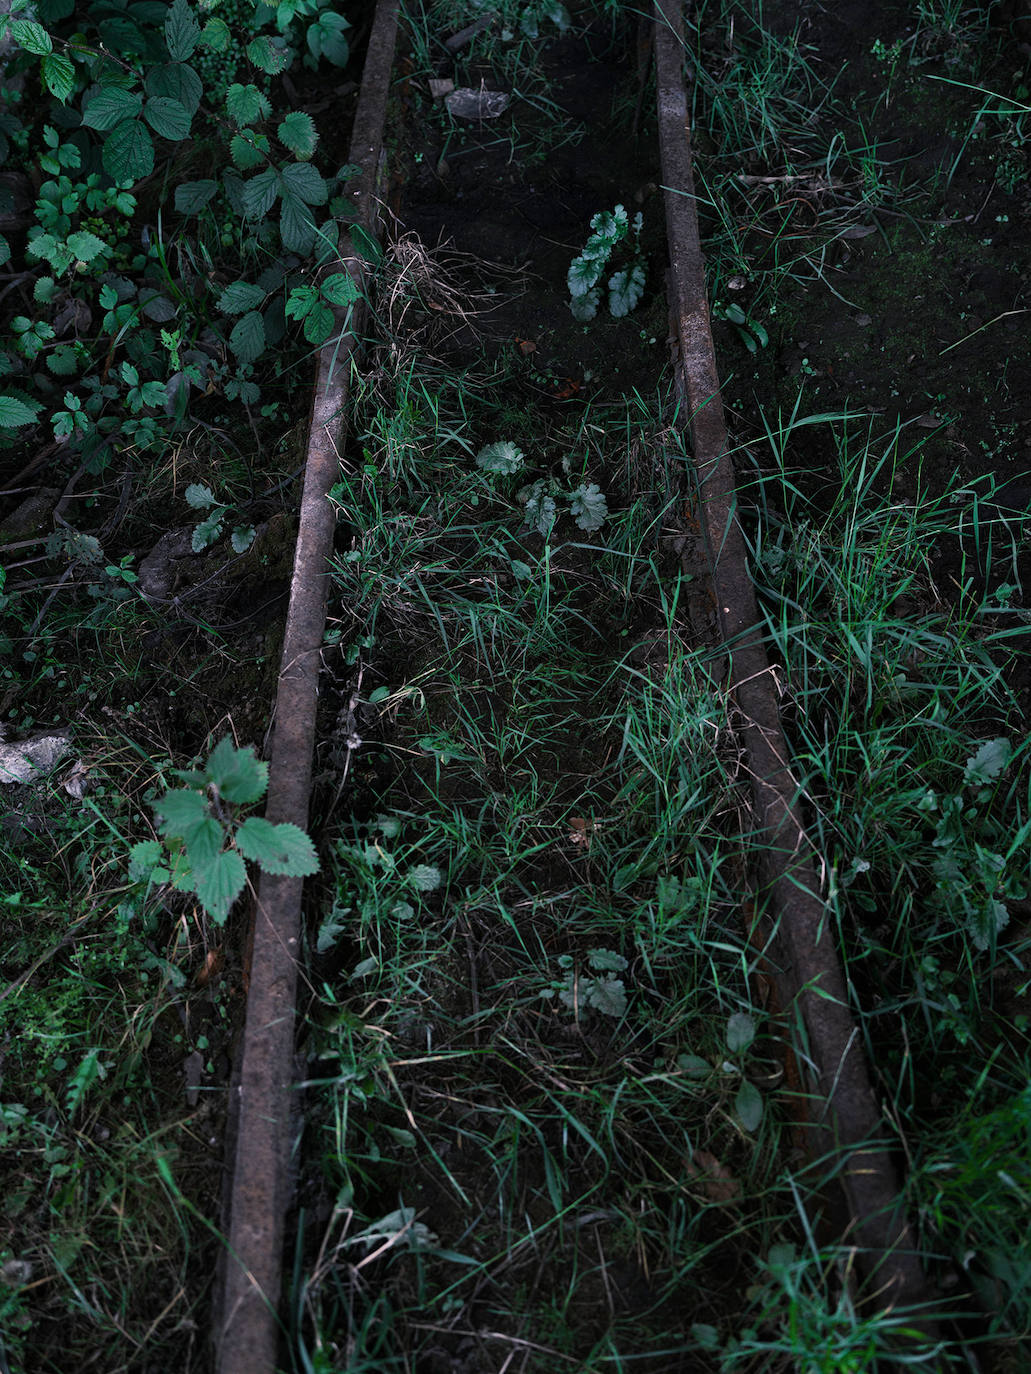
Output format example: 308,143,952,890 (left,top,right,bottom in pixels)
321,271,359,306
146,61,202,115
302,299,334,344
174,178,217,214
569,482,607,532
225,82,271,126
128,840,169,884
0,395,42,428
65,229,108,263
242,167,279,220
218,280,266,315
144,96,191,140
83,88,144,132
236,818,318,876
246,34,291,74
42,52,75,101
408,864,442,892
46,344,80,376
184,482,215,509
277,110,318,160
205,737,268,804
965,738,1012,787
11,19,52,54
230,129,269,170
194,848,247,922
183,815,223,868
568,254,603,298
608,261,646,318
192,514,223,550
165,0,200,62
200,16,230,51
279,191,316,254
588,947,628,972
476,440,524,474
735,1079,764,1133
569,287,600,323
153,788,208,834
231,525,255,553
280,161,328,205
585,975,627,1017
229,310,265,363
285,285,317,320
726,1011,756,1053
103,120,155,182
